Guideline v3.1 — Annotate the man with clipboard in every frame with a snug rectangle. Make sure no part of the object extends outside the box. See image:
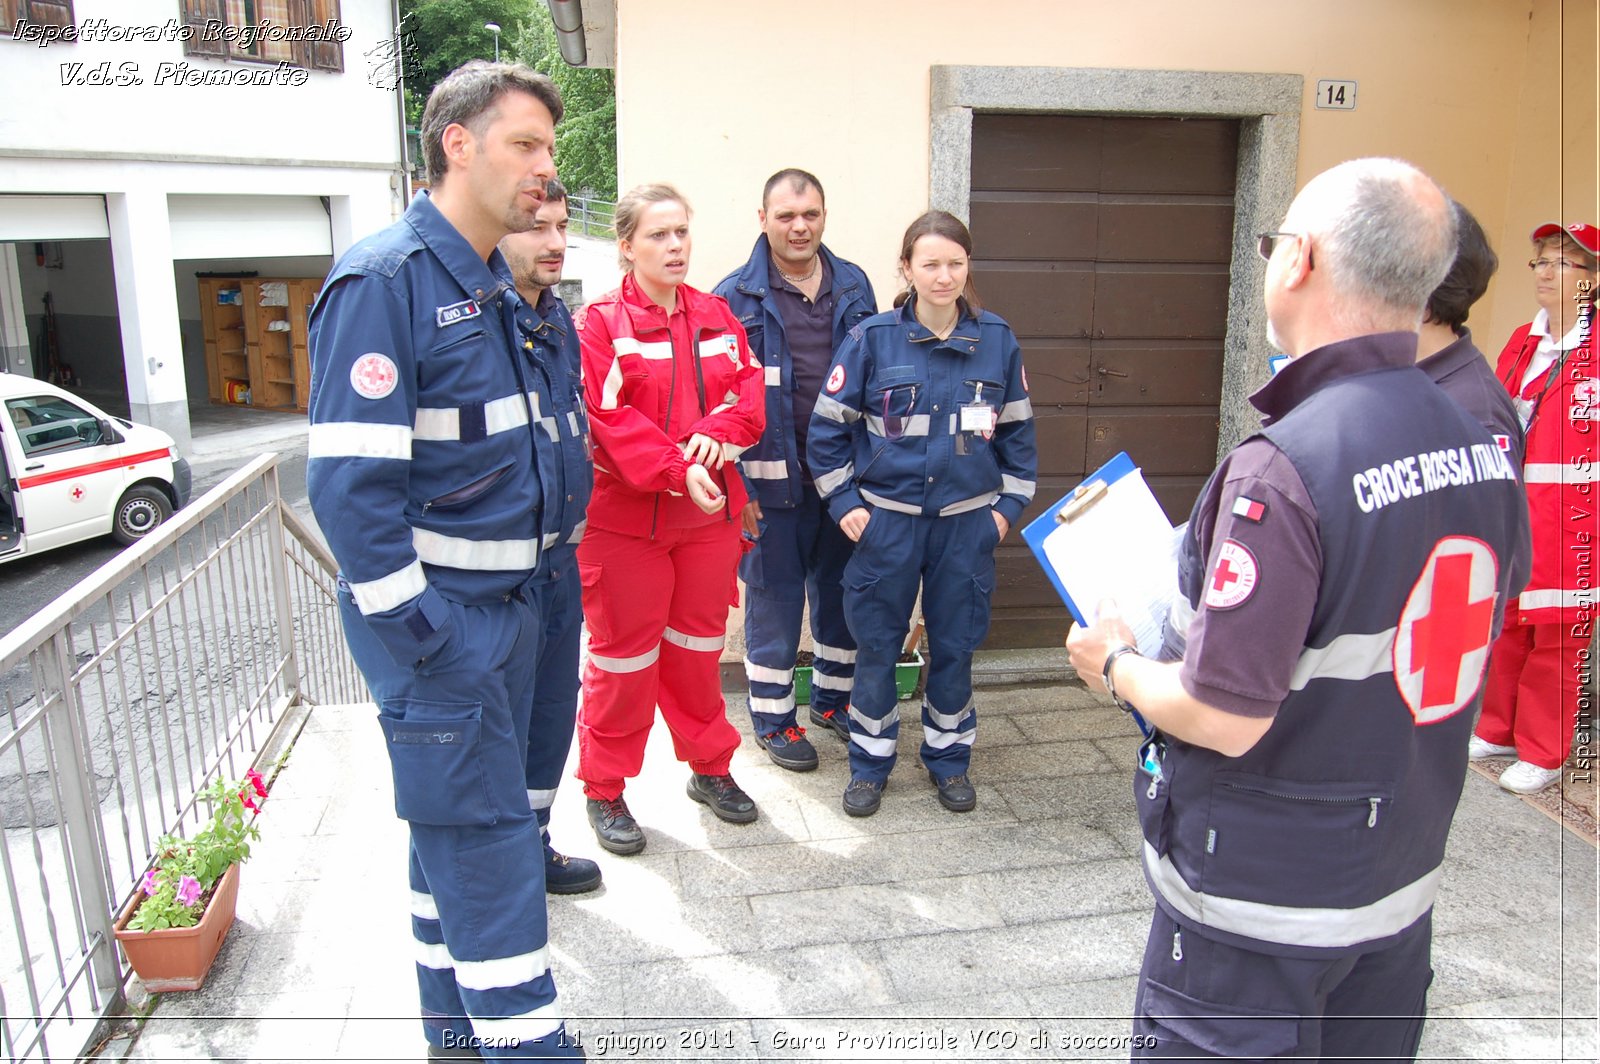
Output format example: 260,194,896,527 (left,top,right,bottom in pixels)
1066,159,1530,1061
